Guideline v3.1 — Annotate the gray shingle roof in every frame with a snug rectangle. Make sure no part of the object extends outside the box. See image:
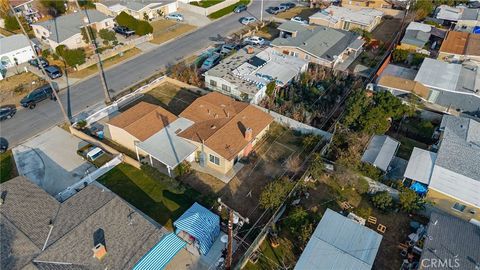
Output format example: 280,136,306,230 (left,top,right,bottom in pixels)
0,177,168,270
401,30,431,48
271,25,361,61
34,10,109,43
420,212,480,270
0,34,31,55
277,21,308,34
